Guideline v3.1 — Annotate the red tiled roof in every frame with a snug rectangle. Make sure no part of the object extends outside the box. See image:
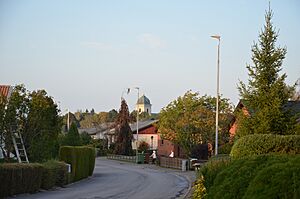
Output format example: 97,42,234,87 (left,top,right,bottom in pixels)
0,85,12,98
